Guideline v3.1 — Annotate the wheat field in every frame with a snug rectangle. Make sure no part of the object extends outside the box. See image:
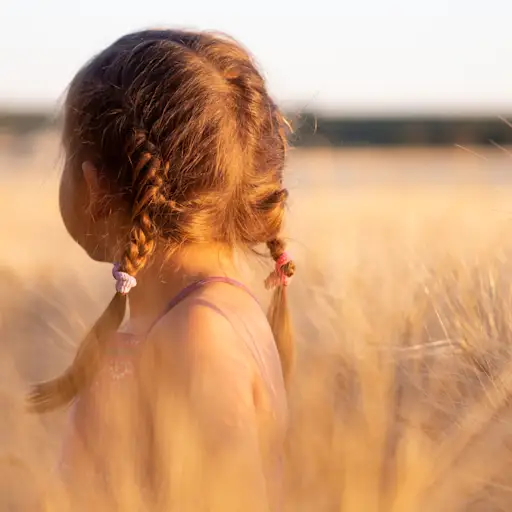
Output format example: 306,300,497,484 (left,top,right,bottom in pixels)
2,137,512,510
